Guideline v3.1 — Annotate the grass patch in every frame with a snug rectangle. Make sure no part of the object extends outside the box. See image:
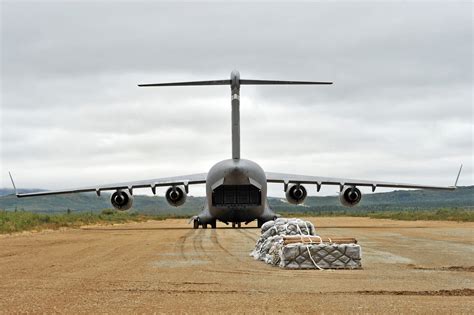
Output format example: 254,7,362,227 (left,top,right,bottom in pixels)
279,208,474,222
1,208,472,234
0,210,170,234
